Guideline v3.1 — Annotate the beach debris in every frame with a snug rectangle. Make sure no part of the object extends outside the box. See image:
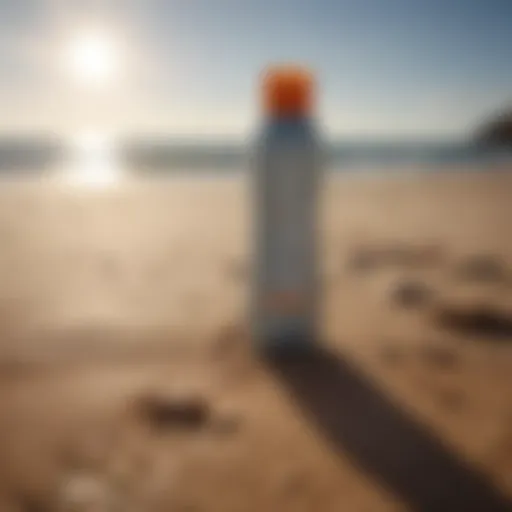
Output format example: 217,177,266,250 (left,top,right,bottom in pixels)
59,472,113,512
348,242,444,272
454,255,509,284
417,344,459,369
434,304,512,340
390,280,433,308
134,390,211,432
